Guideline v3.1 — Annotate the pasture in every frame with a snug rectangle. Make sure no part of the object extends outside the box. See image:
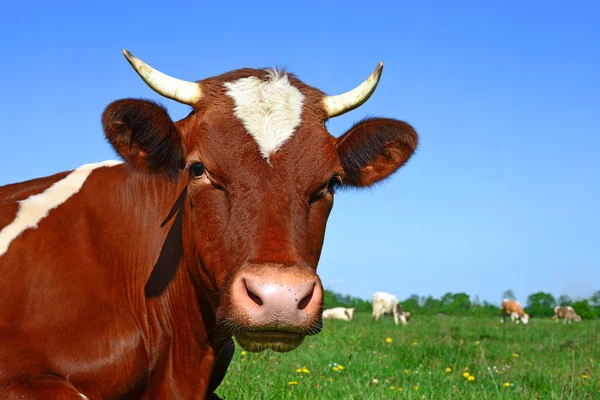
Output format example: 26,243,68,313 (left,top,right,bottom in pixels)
218,314,599,399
